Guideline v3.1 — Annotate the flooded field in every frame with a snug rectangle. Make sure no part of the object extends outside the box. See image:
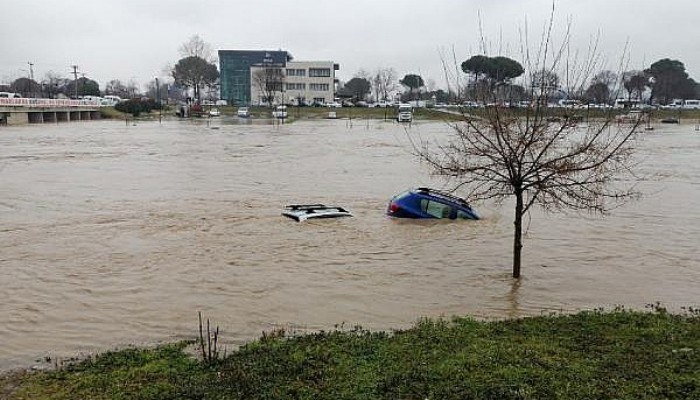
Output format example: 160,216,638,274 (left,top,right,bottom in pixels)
1,118,699,369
